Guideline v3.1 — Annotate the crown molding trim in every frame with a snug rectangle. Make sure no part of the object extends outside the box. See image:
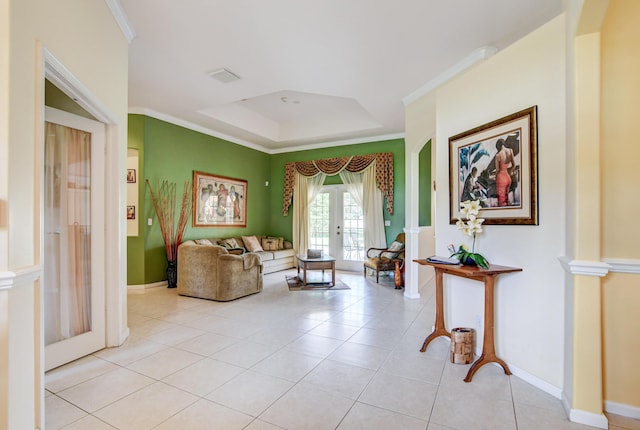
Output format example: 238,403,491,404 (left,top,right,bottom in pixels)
128,107,270,153
104,0,136,43
129,107,405,154
402,46,498,106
